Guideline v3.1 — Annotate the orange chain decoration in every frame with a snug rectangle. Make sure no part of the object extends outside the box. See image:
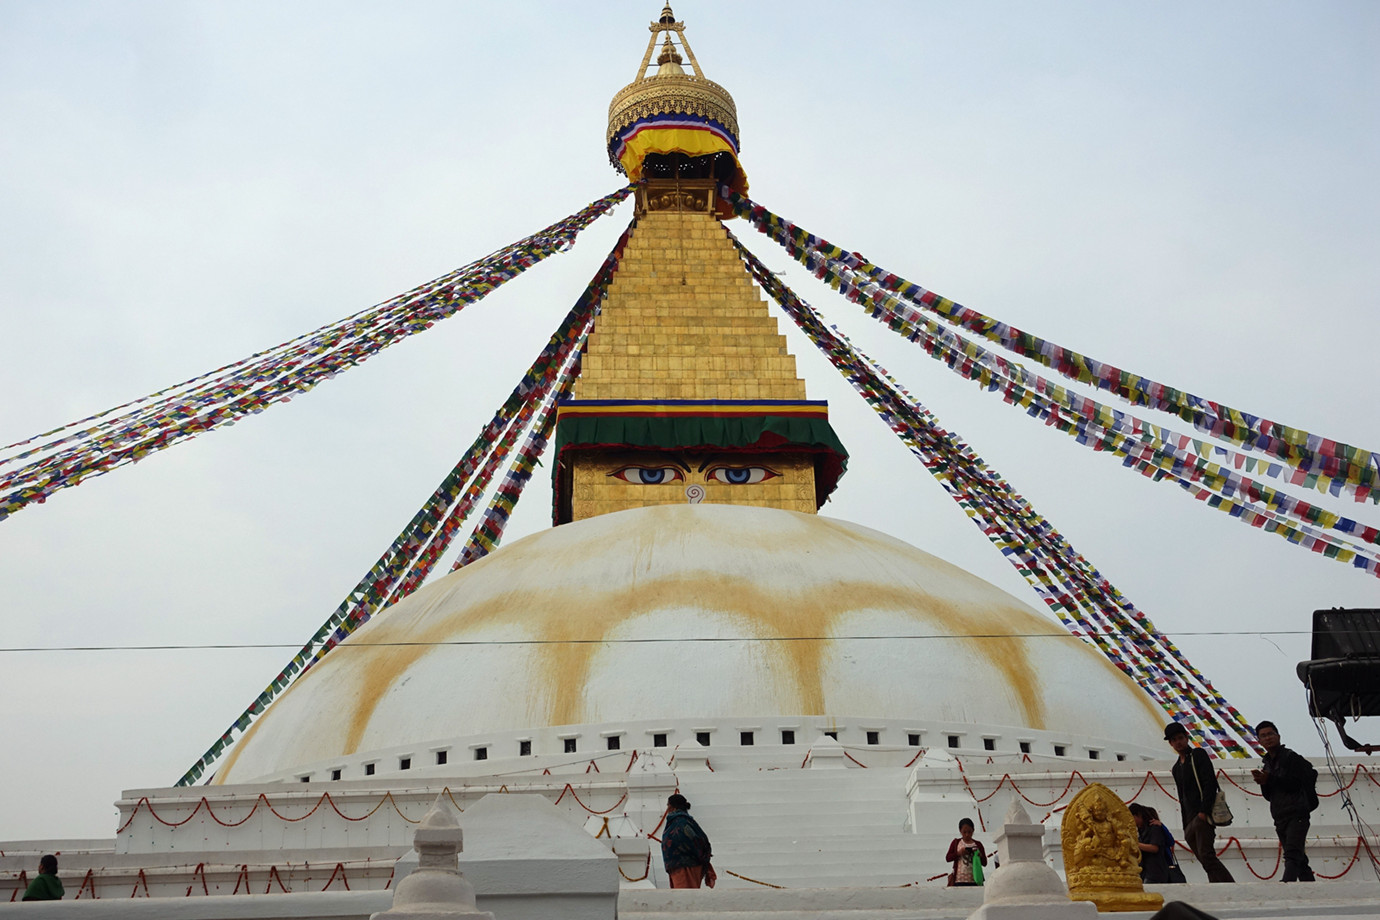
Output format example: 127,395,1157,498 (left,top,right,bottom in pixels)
442,787,467,813
618,854,651,883
647,805,670,841
724,869,785,888
552,784,630,815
